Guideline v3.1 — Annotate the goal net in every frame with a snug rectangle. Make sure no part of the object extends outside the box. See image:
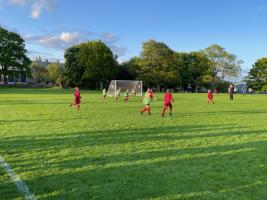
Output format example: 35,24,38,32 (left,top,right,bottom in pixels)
107,80,143,96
